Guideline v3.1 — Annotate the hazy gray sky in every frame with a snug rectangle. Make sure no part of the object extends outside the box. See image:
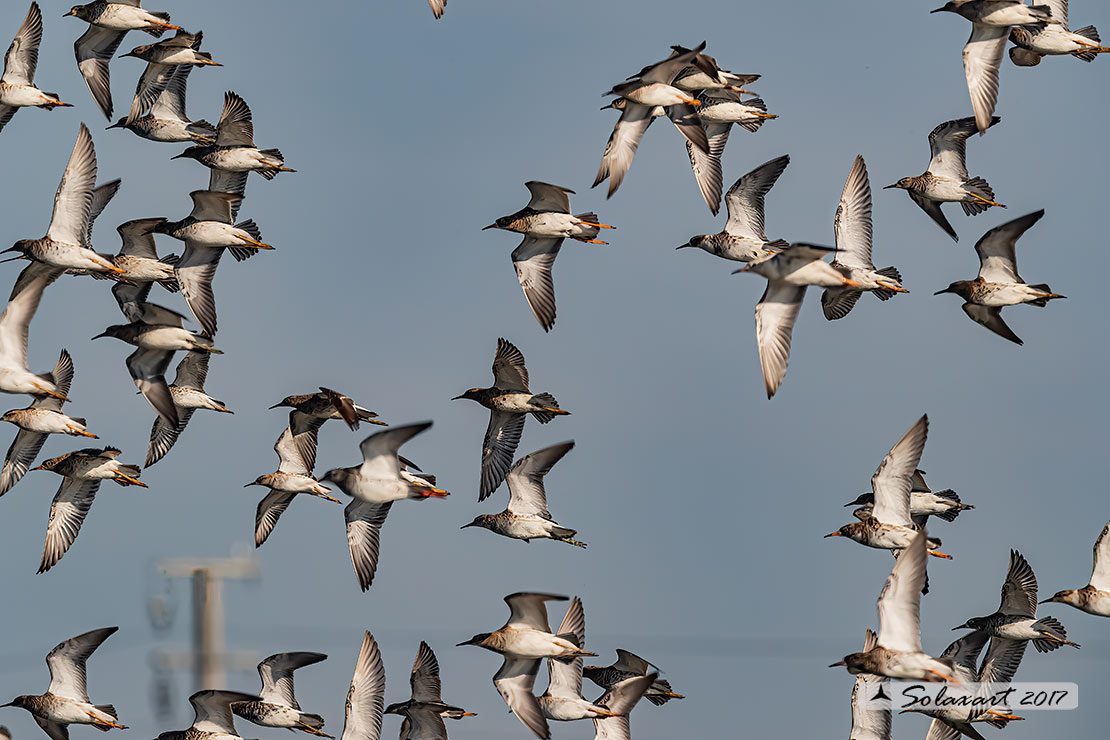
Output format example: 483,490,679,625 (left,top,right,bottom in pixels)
0,1,1107,738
